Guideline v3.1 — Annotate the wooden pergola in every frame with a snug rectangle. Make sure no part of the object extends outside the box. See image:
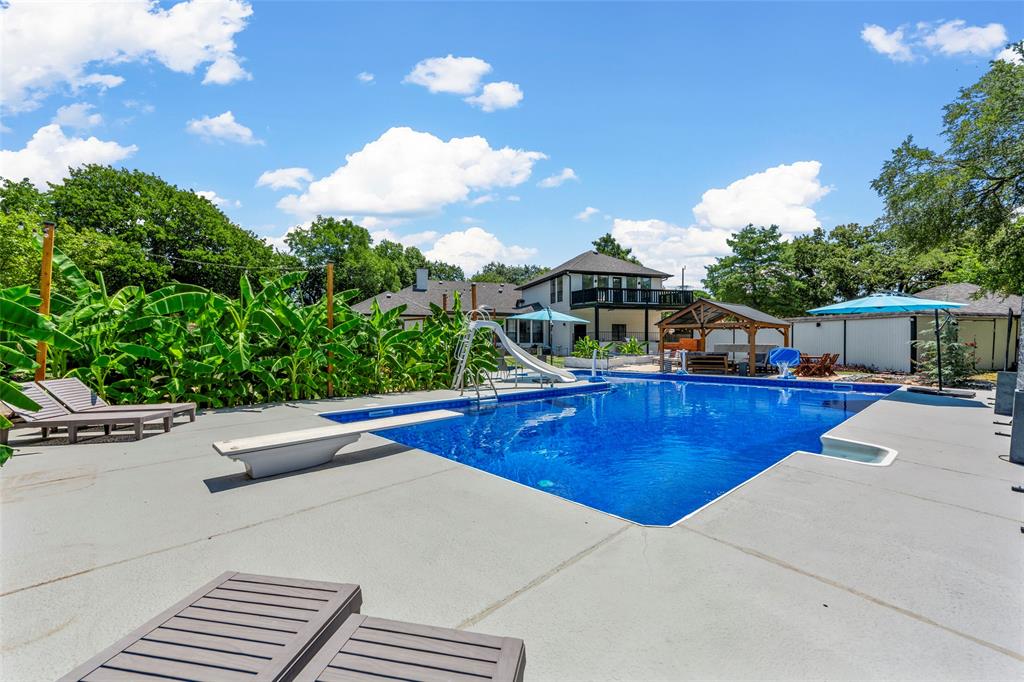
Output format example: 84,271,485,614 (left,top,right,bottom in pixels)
657,299,792,376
